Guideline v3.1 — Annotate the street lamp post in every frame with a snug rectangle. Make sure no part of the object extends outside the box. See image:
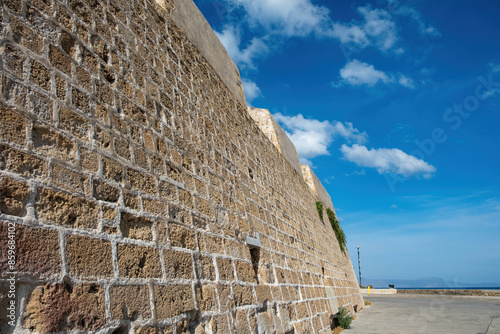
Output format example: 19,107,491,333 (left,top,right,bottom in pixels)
357,244,362,287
